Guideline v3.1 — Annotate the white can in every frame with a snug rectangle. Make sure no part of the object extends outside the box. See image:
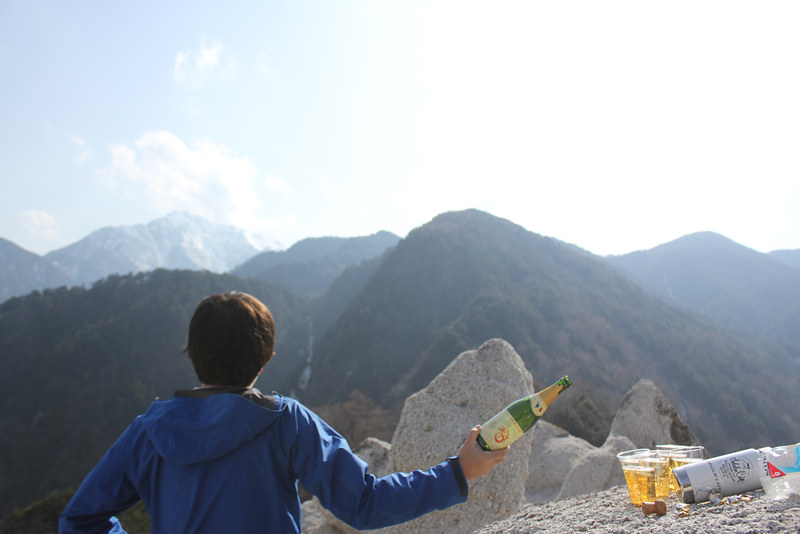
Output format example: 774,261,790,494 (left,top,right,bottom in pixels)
673,448,762,503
